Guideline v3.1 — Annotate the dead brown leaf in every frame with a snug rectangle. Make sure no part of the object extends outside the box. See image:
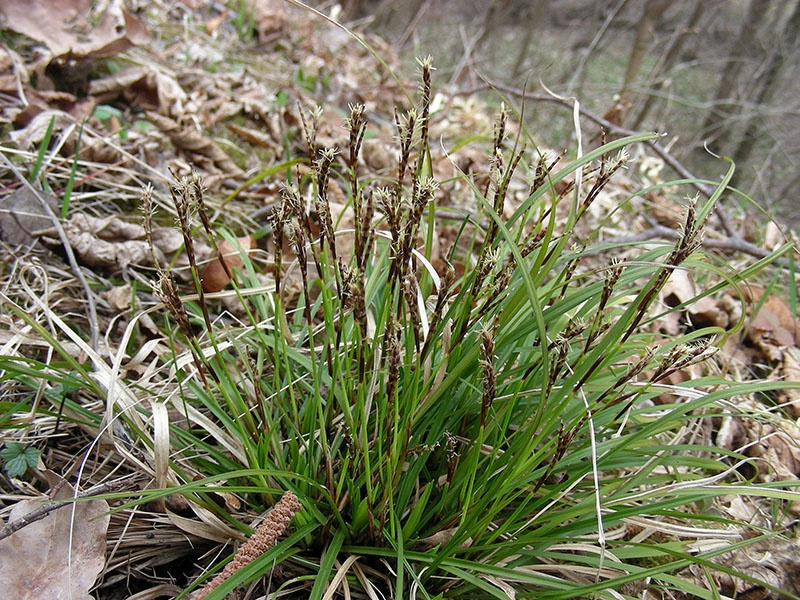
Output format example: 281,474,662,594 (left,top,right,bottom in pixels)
204,8,229,35
776,349,800,418
0,471,109,600
717,286,800,363
749,299,798,360
9,109,75,149
661,269,727,328
681,536,800,598
226,123,277,150
0,45,27,94
716,397,800,512
89,66,187,117
101,282,133,313
0,0,148,61
0,187,58,246
201,235,257,293
9,109,123,169
147,111,244,177
418,527,472,549
41,213,184,272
